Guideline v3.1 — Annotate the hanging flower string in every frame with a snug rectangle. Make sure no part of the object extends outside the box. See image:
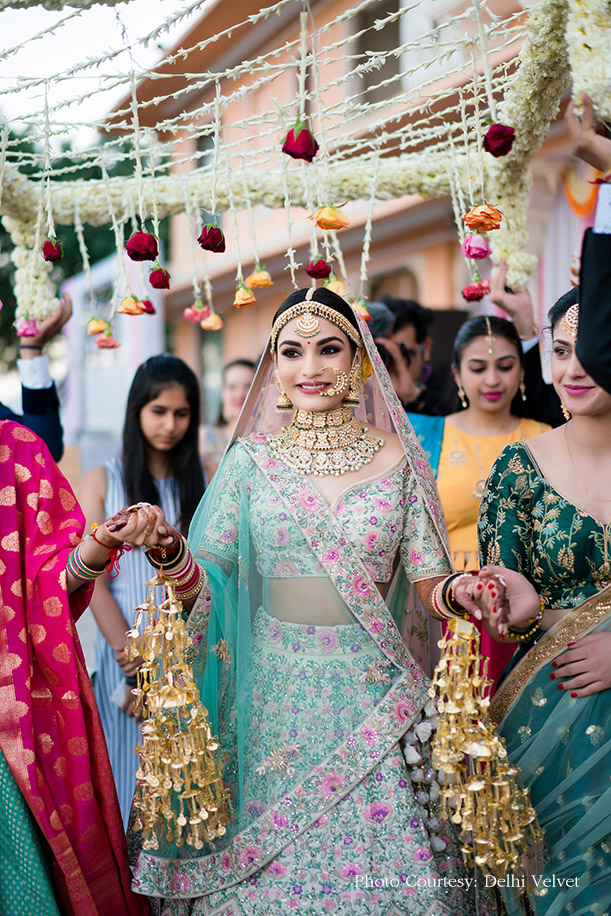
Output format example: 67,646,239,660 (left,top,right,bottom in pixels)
41,83,62,266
